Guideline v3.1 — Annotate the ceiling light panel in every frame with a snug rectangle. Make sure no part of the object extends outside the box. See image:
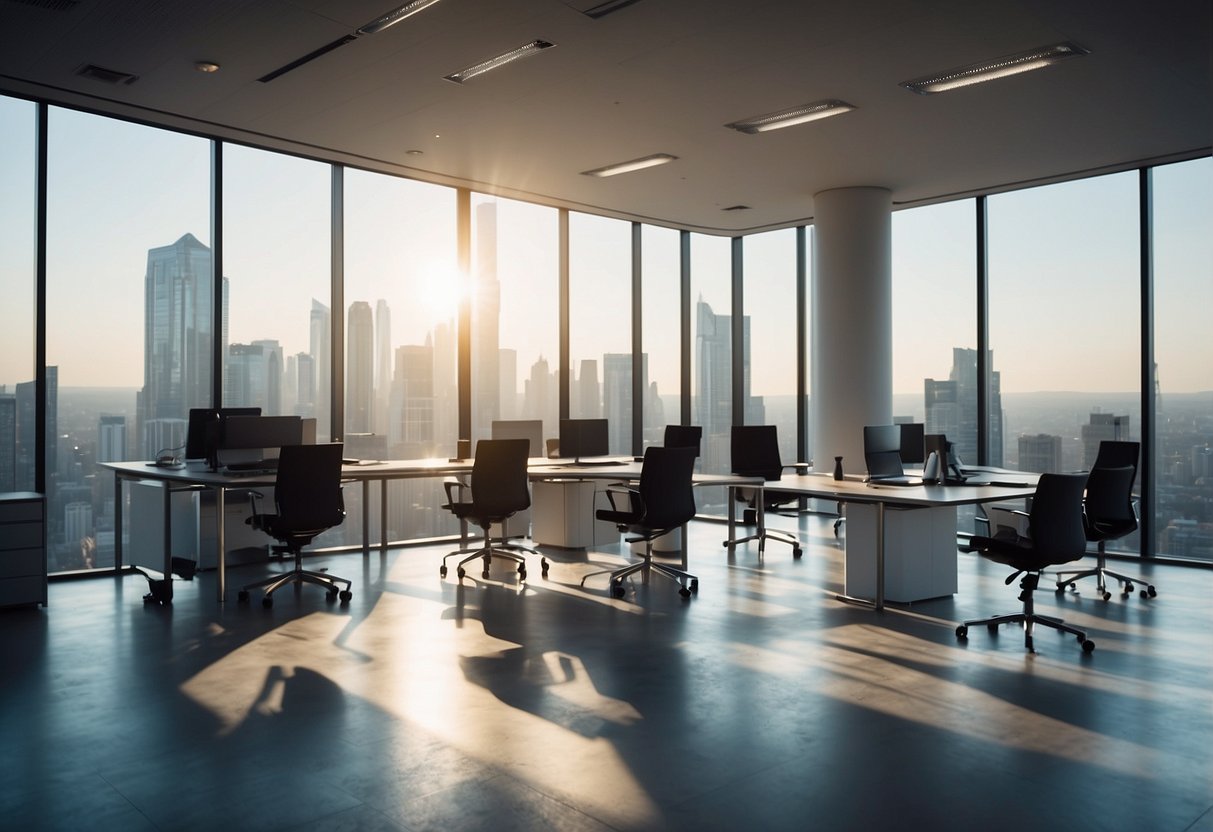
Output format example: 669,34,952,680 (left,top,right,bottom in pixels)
580,153,677,177
357,0,445,36
725,99,855,134
899,41,1089,95
444,39,555,84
